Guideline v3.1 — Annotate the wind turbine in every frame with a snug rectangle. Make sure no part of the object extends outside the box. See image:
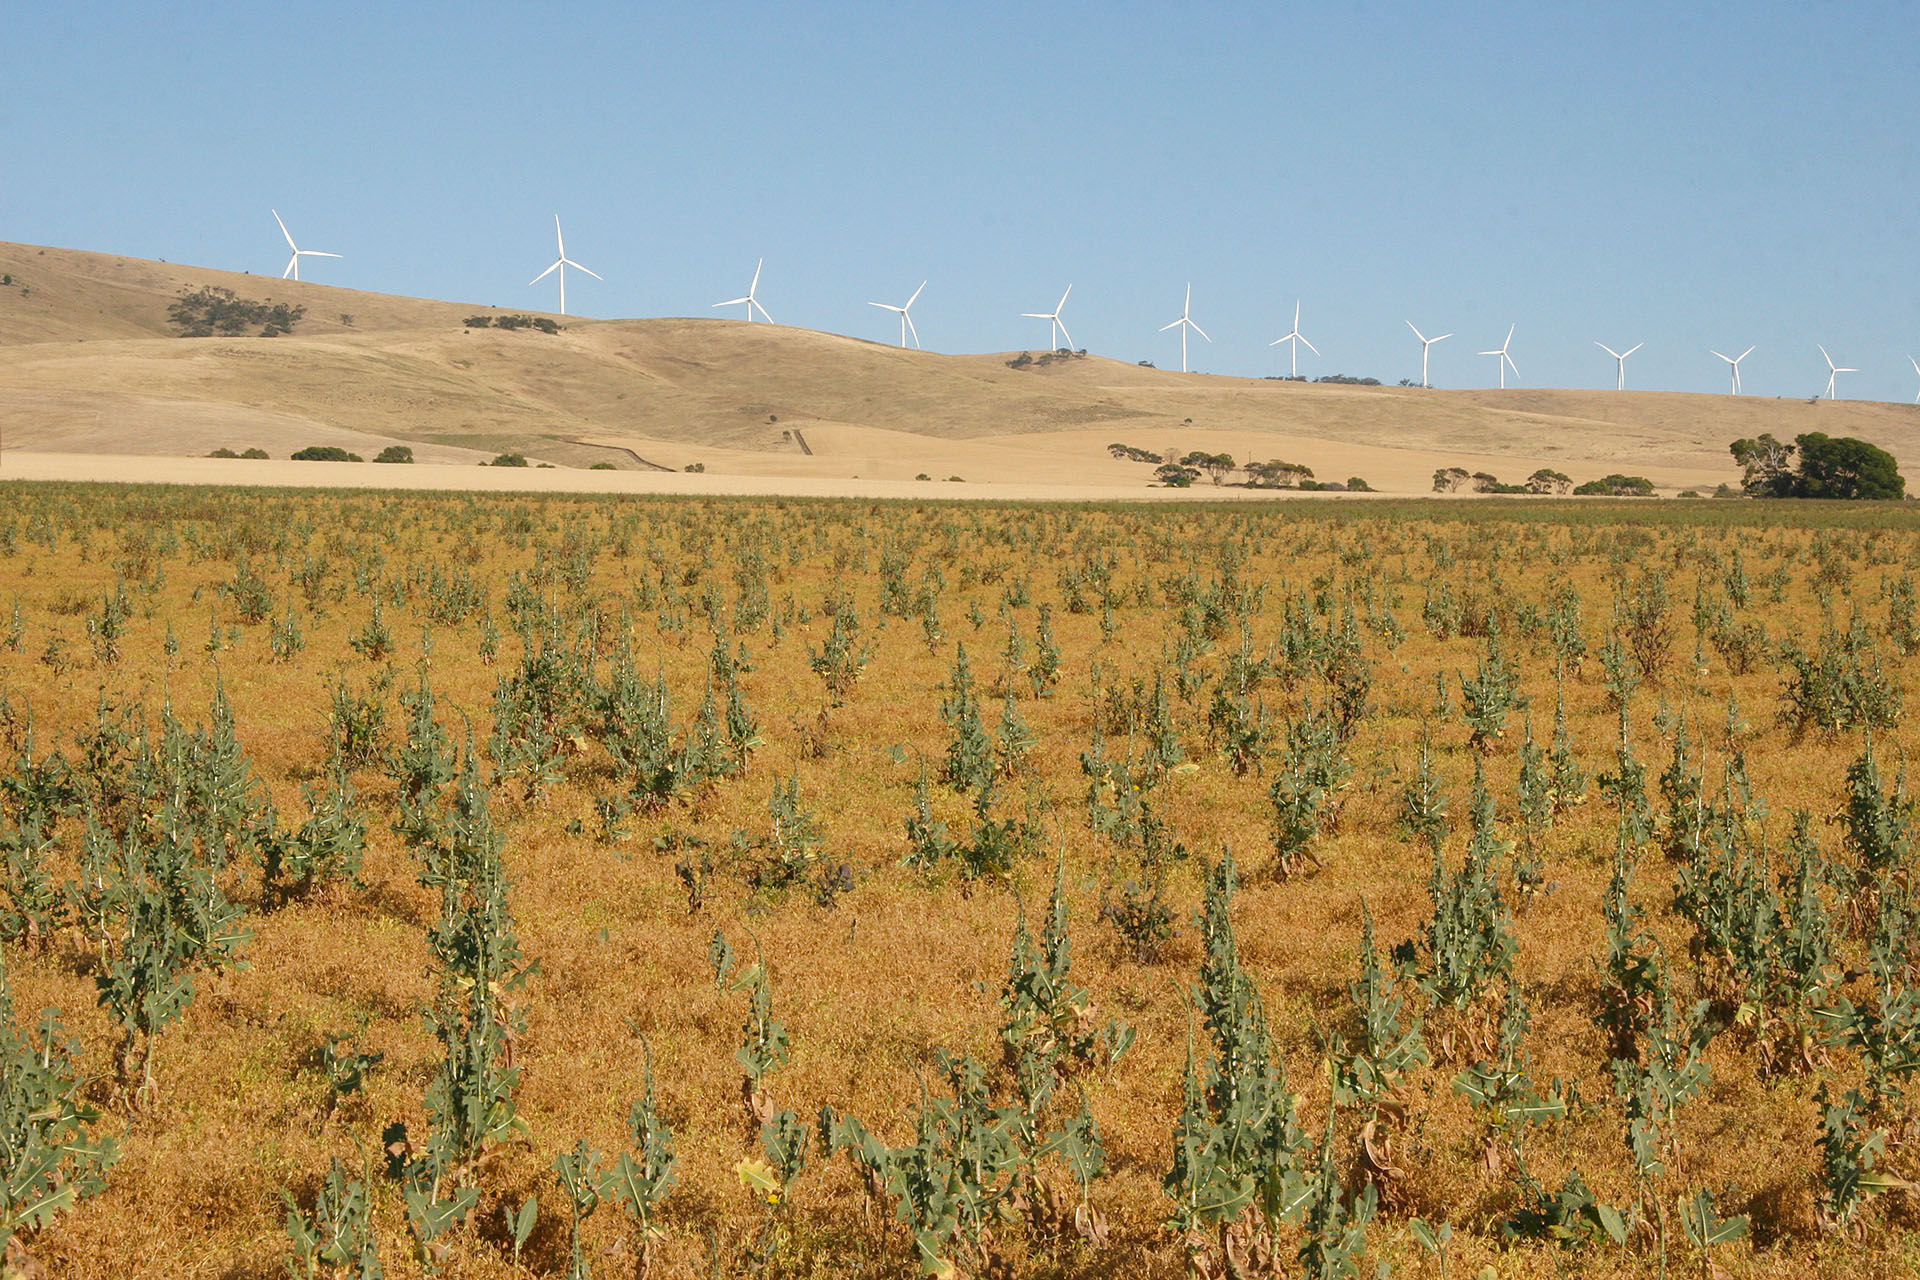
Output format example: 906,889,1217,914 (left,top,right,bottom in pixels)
528,215,601,316
713,258,773,323
272,210,339,281
1159,284,1210,373
1818,345,1858,400
1268,300,1320,379
1910,355,1919,404
1406,321,1451,388
869,281,926,348
1020,285,1073,351
1479,324,1519,389
1596,340,1644,391
1711,346,1754,394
